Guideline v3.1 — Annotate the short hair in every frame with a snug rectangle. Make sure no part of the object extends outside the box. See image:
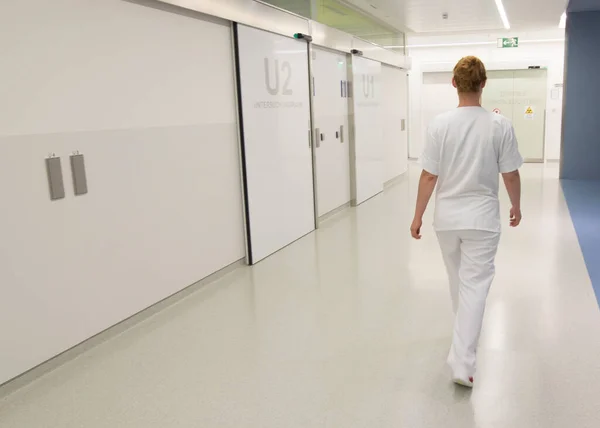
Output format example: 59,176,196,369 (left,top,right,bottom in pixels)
453,56,487,93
